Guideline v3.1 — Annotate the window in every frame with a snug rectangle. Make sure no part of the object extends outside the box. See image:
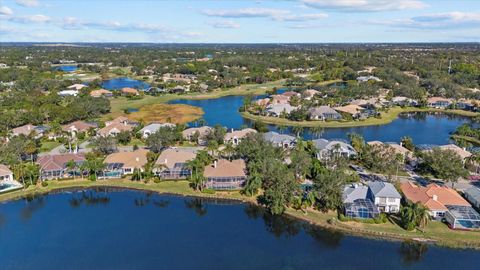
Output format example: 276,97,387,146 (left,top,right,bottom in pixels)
387,198,397,203
379,197,387,204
